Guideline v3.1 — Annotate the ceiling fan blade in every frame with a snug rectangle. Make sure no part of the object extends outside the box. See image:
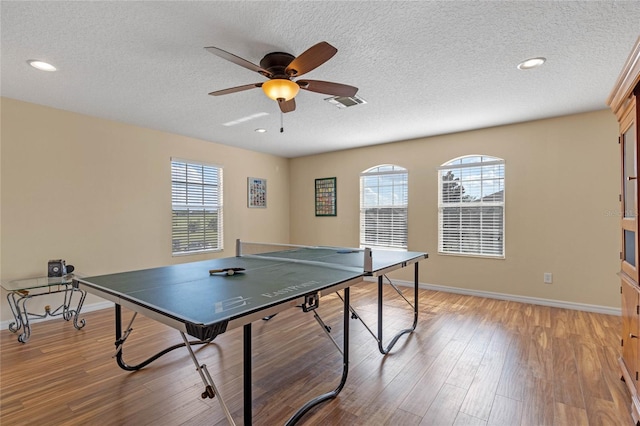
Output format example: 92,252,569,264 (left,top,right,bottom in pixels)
205,46,272,77
297,80,358,97
208,83,263,96
285,42,337,77
278,98,296,113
